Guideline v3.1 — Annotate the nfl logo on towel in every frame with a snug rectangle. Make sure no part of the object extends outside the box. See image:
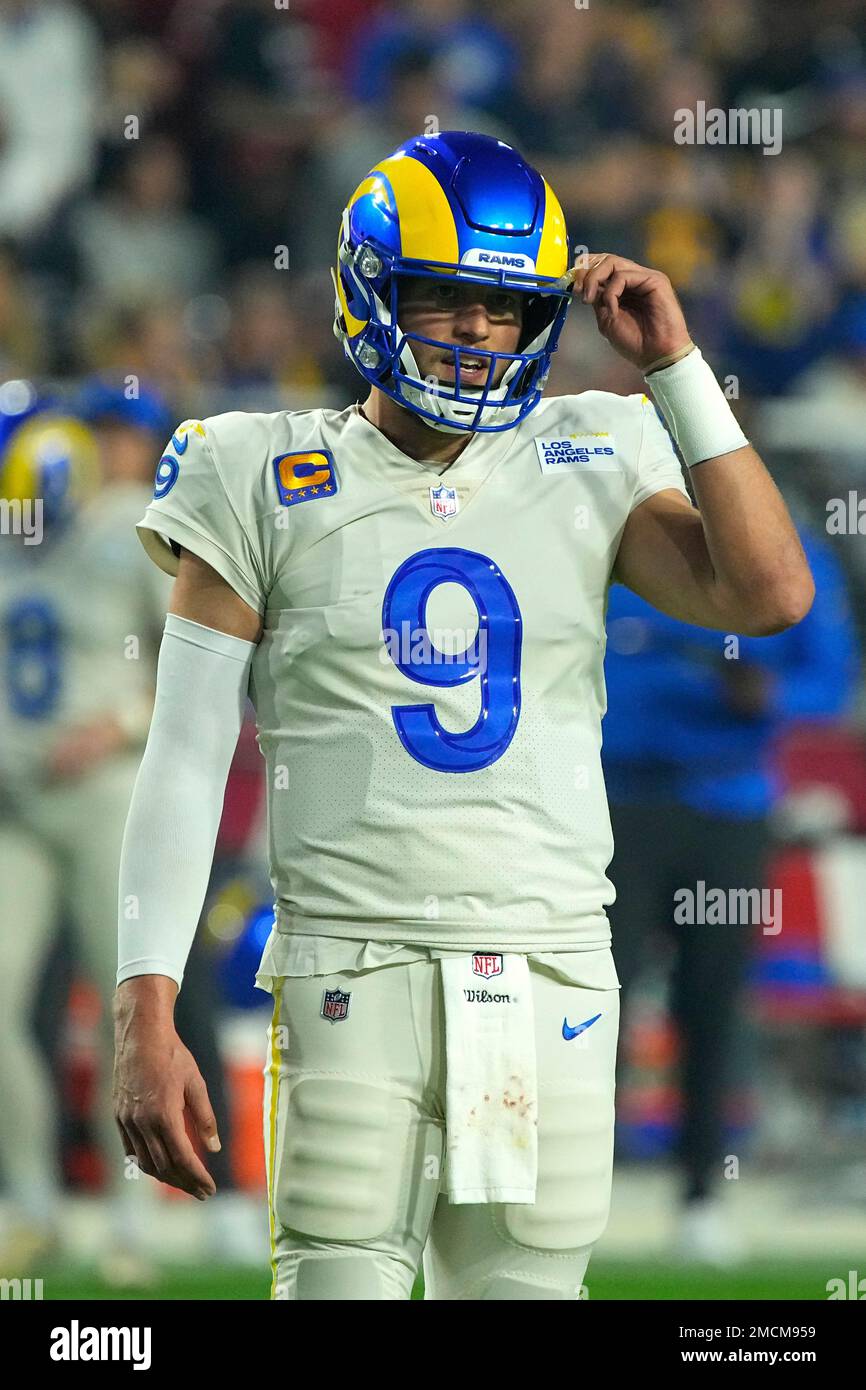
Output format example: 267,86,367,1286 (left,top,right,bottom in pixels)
430,484,458,520
472,952,503,978
321,988,351,1023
